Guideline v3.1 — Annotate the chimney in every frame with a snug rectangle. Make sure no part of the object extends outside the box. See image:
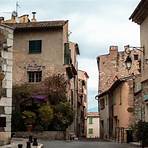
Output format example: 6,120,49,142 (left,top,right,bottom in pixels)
31,12,36,22
109,46,118,58
0,17,4,23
